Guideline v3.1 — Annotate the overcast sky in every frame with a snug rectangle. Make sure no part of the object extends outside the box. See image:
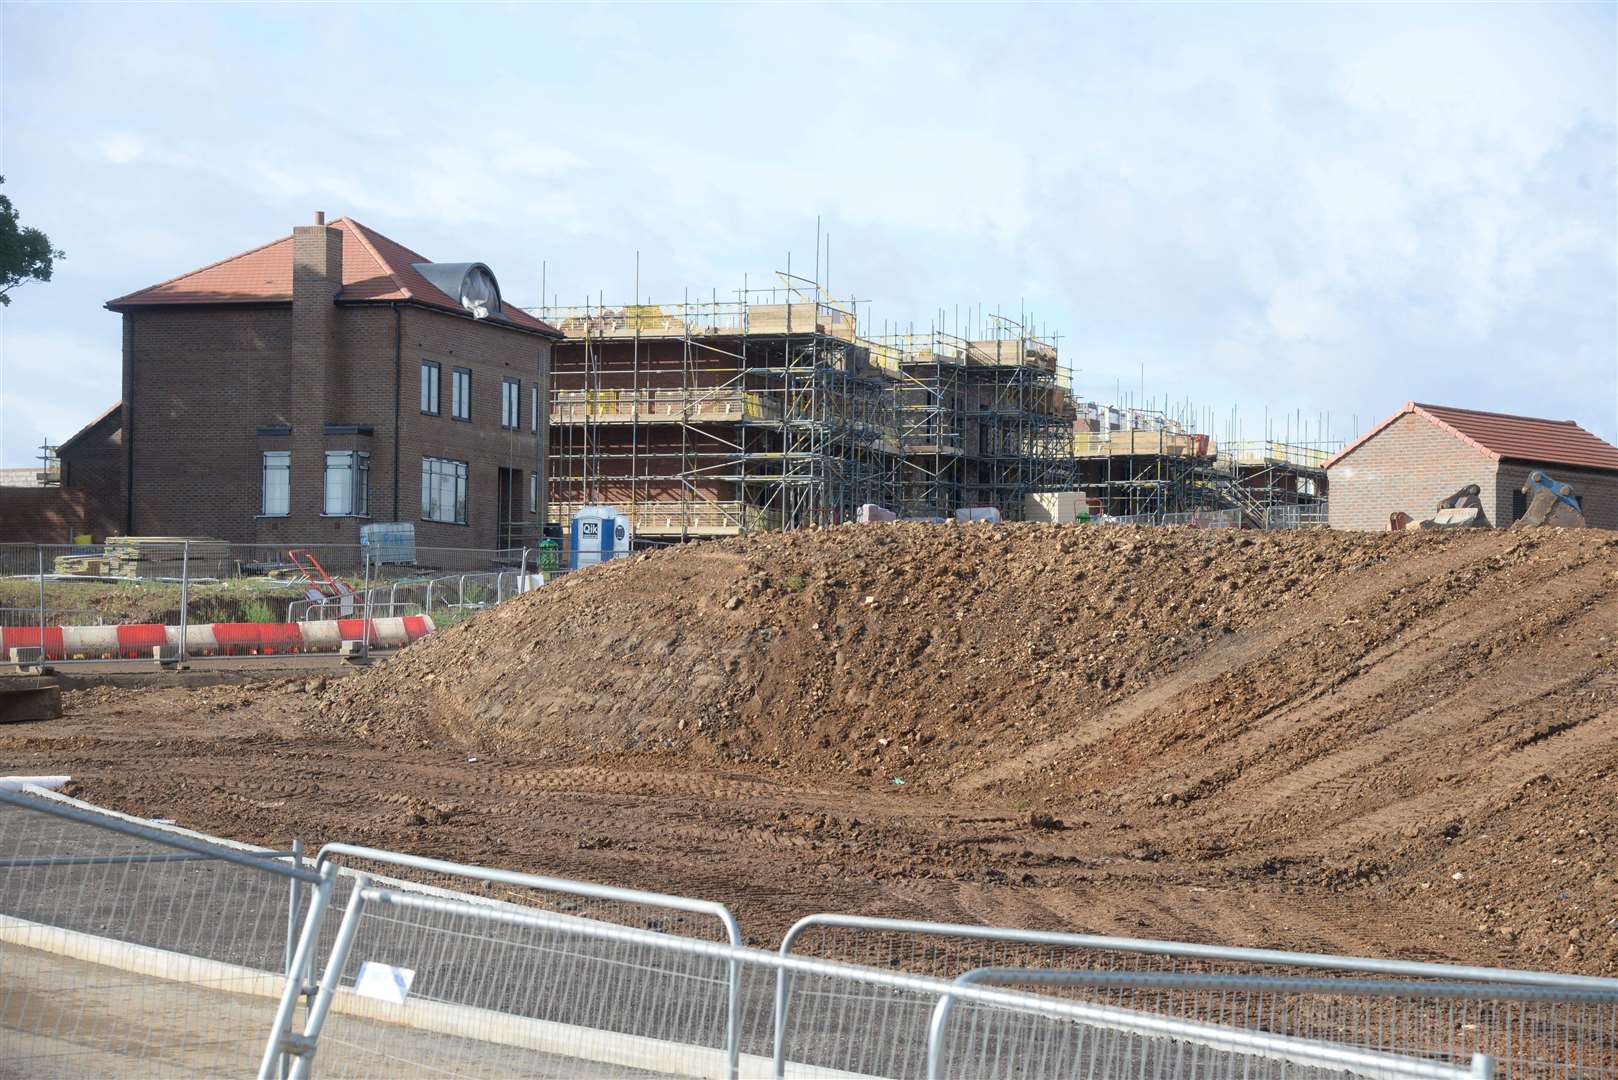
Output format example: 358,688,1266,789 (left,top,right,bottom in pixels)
1,2,1614,466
